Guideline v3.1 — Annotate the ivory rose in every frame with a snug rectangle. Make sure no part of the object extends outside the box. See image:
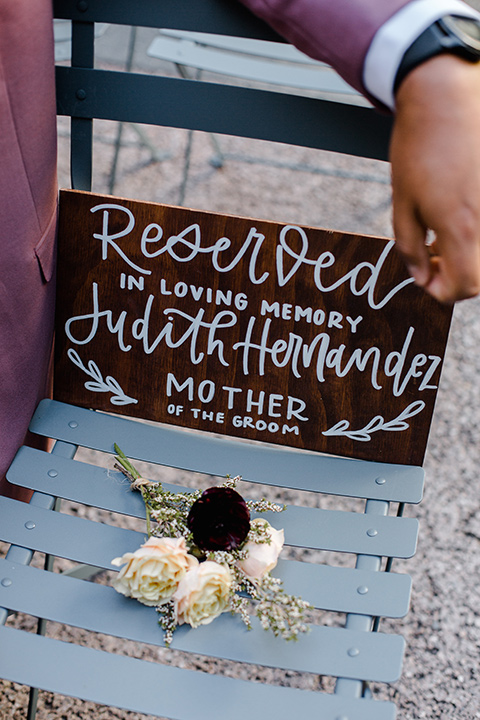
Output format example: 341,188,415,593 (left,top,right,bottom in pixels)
111,536,197,606
173,561,232,627
237,519,284,579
